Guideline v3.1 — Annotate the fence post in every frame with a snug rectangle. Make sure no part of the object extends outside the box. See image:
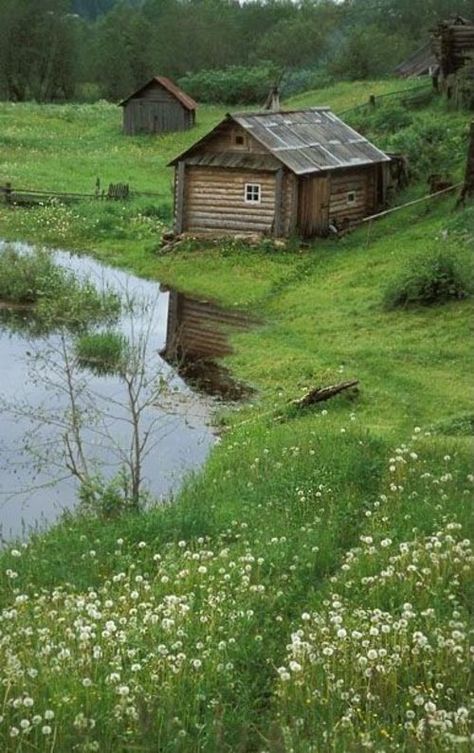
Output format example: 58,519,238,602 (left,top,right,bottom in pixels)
369,94,376,109
5,181,12,204
459,121,474,204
